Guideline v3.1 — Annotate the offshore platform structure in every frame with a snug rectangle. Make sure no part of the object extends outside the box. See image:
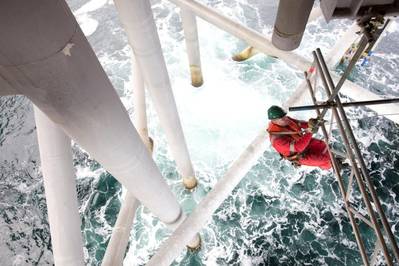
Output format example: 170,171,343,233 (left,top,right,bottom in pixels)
0,0,399,265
